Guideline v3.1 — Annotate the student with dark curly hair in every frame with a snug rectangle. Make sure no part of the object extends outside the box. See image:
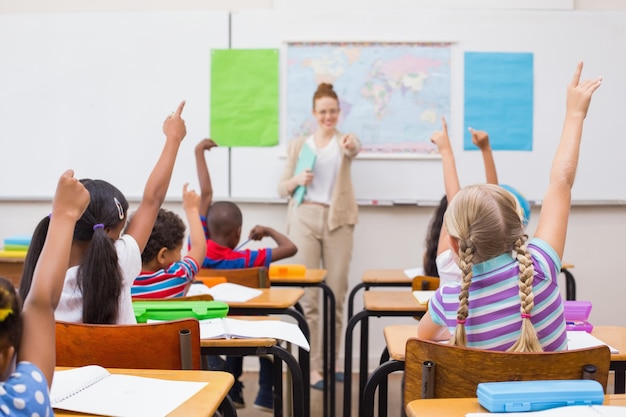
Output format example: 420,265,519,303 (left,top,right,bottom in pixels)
132,184,206,298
